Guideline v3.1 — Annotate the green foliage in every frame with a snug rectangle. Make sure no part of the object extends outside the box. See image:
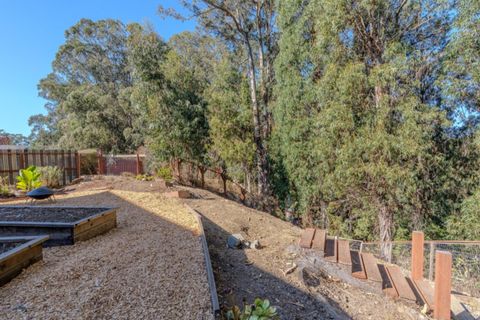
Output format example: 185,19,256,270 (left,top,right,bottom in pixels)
32,19,149,152
0,177,11,197
274,0,456,249
79,152,99,175
225,299,279,320
22,2,480,243
206,54,256,186
447,189,480,240
157,166,173,182
16,166,42,192
135,174,154,182
38,166,62,188
133,31,212,164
